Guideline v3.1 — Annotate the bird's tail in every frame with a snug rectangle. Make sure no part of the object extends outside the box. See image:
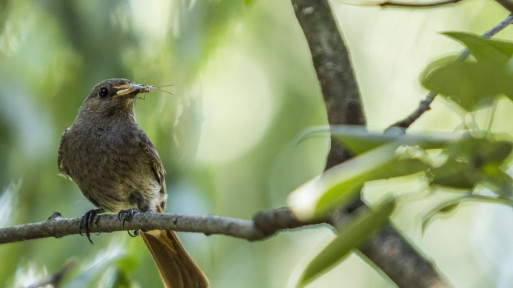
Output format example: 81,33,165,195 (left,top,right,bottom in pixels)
140,230,209,288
